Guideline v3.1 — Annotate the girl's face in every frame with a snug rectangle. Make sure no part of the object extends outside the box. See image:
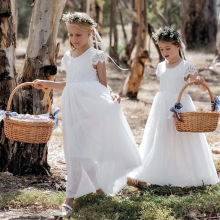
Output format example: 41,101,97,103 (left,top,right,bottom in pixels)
67,24,91,49
158,41,180,62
